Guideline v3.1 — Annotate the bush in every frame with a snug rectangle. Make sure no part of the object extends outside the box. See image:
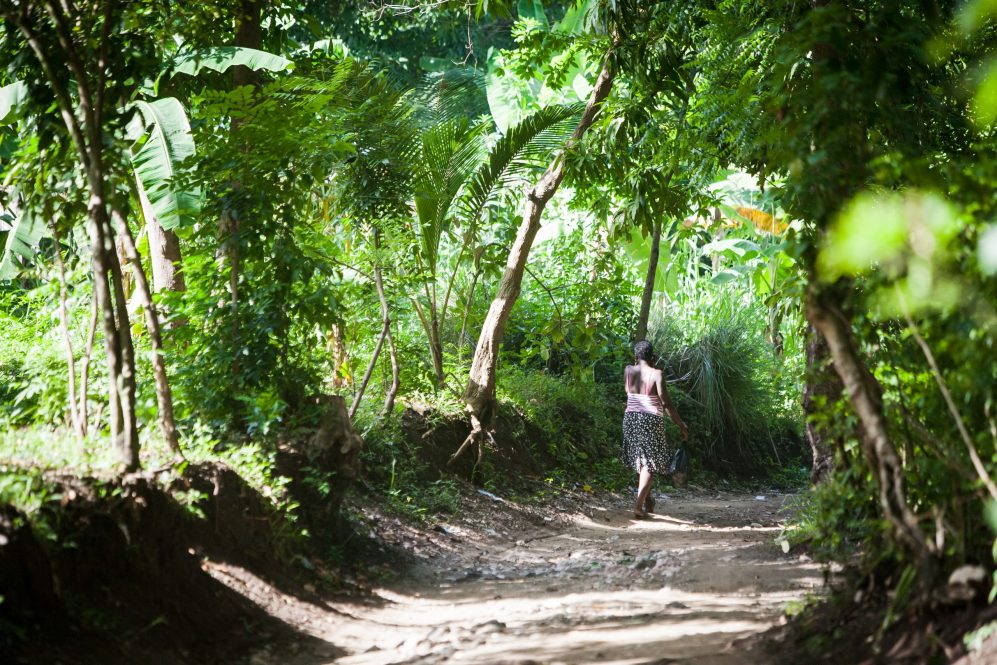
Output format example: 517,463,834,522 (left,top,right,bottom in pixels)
496,366,622,468
650,290,804,475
